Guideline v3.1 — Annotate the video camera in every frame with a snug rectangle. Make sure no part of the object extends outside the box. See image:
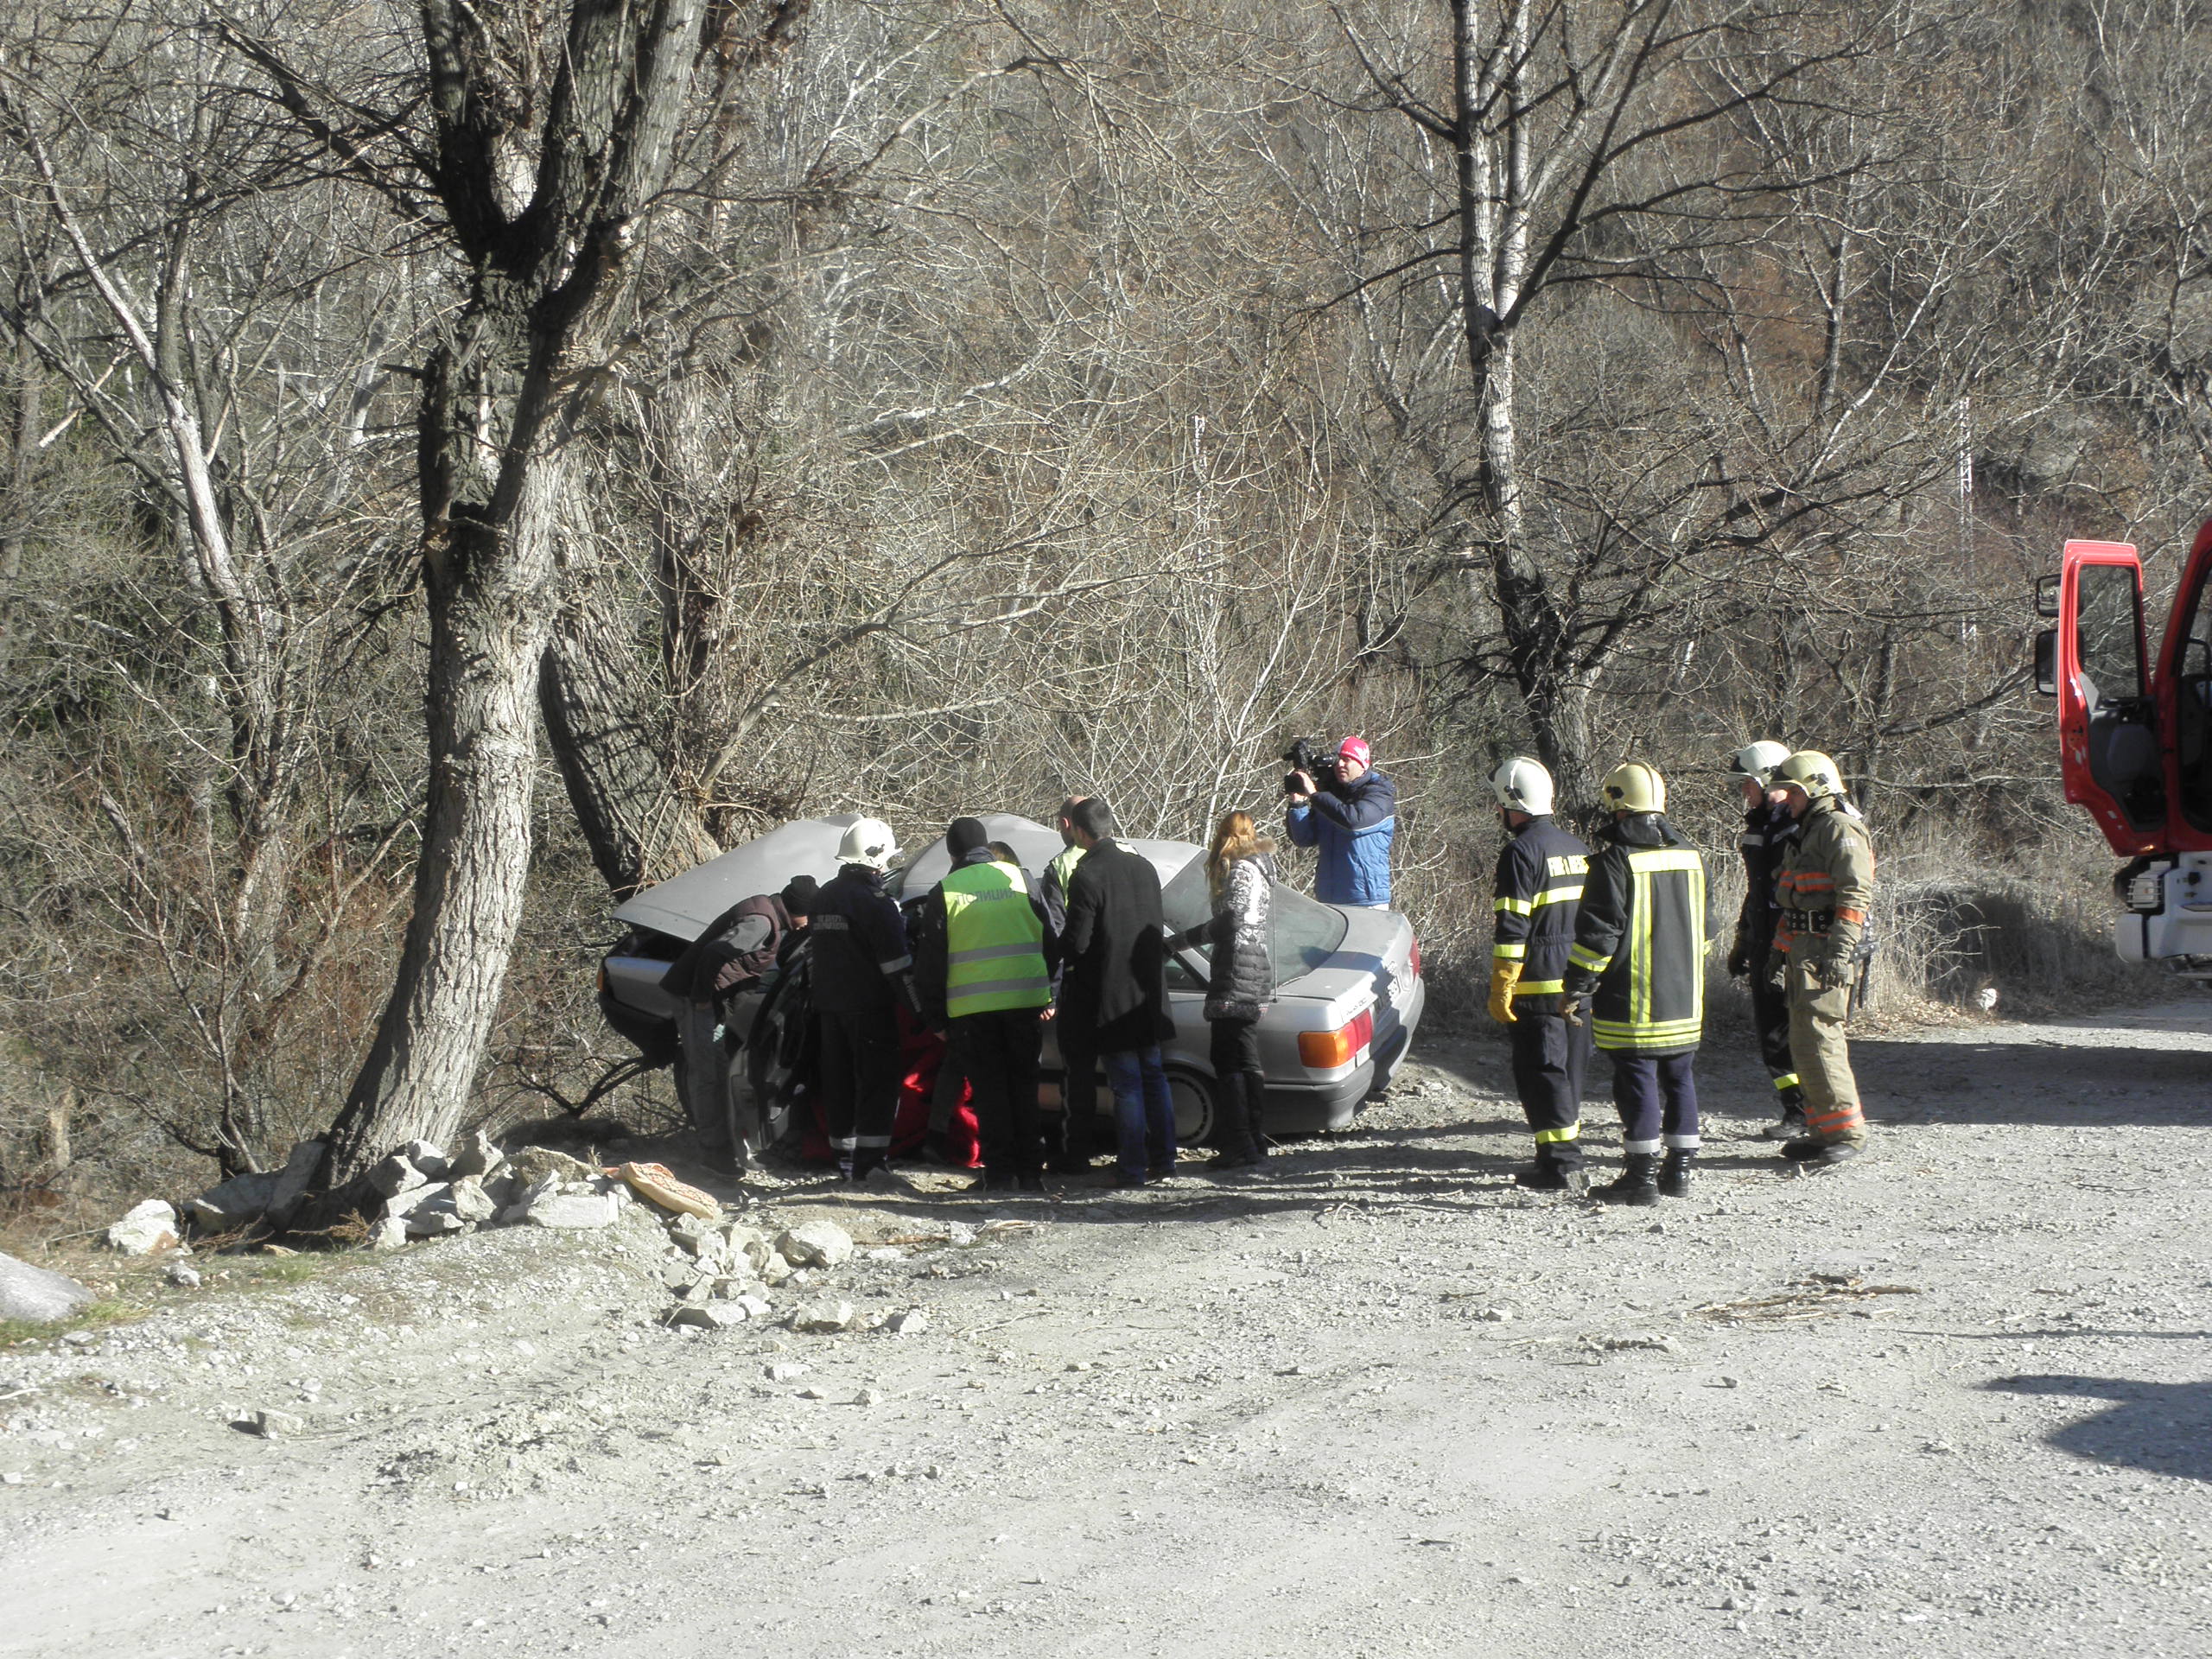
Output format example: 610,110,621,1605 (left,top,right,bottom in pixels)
1281,737,1338,797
